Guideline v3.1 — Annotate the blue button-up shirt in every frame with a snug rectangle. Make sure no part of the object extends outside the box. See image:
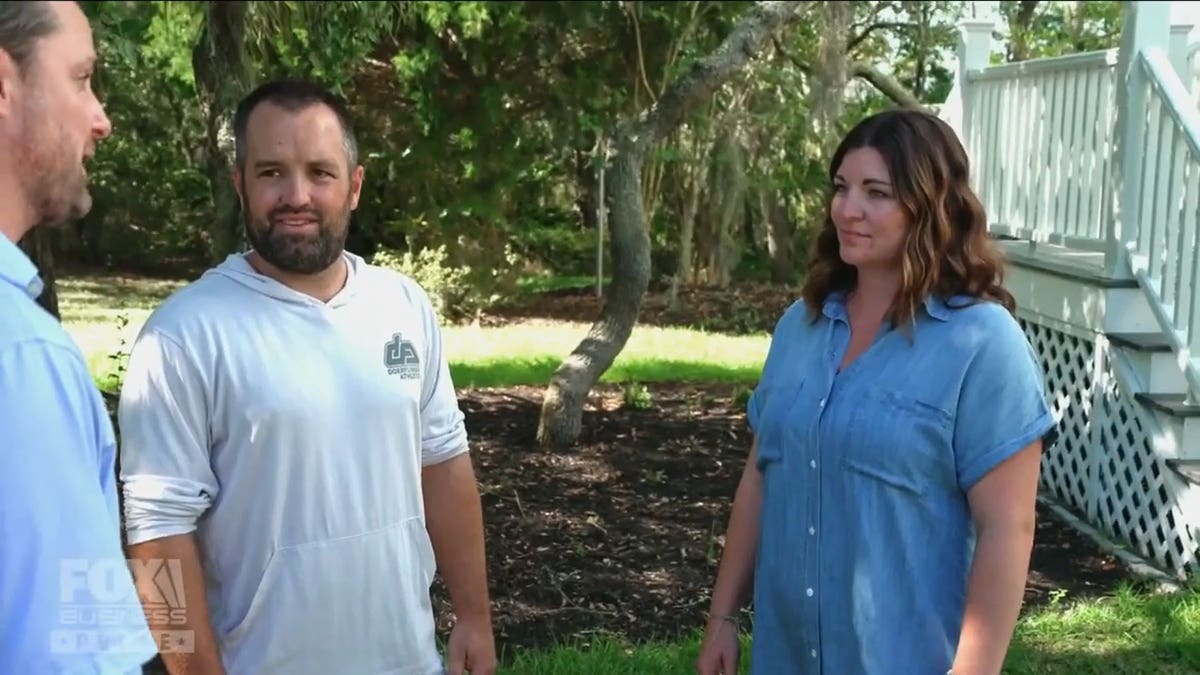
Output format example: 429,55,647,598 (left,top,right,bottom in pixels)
747,291,1056,674
0,234,158,673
